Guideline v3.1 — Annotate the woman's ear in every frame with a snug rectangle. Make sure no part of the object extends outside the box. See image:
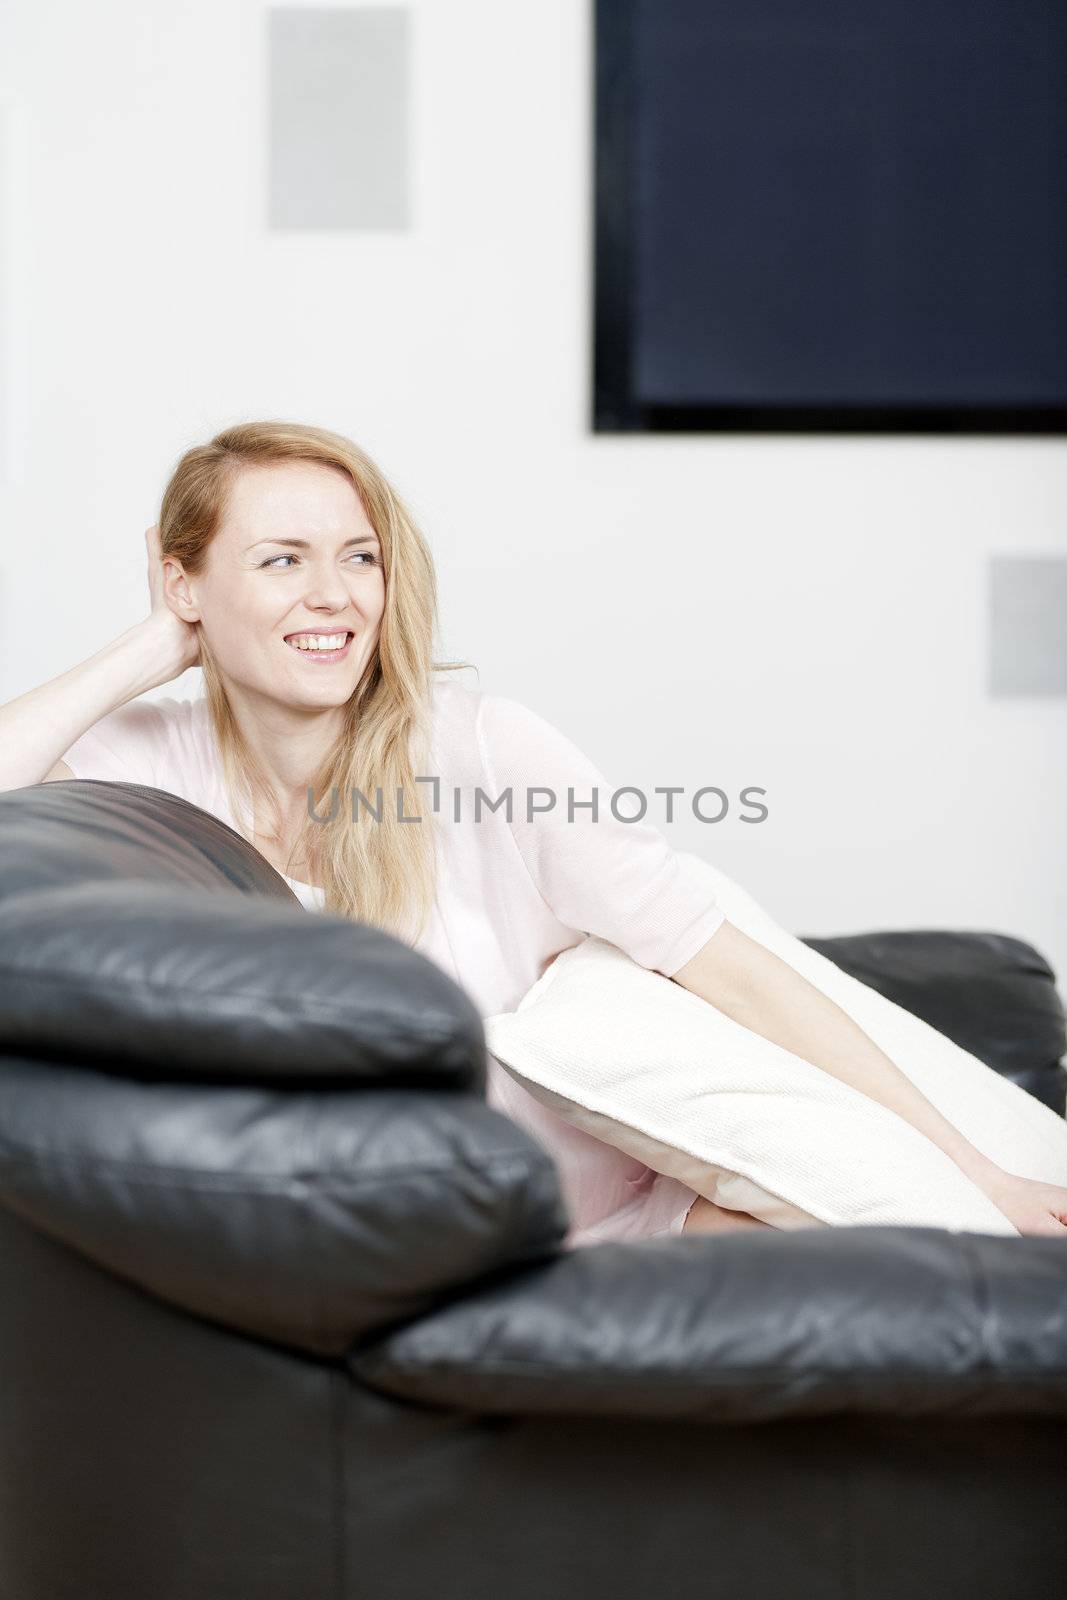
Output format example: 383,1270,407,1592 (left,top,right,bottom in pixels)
164,557,201,623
